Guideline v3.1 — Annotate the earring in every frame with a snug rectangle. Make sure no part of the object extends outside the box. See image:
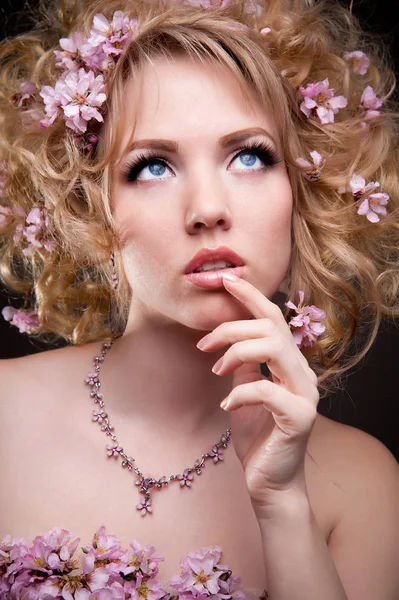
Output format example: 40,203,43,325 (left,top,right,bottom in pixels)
110,251,119,290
